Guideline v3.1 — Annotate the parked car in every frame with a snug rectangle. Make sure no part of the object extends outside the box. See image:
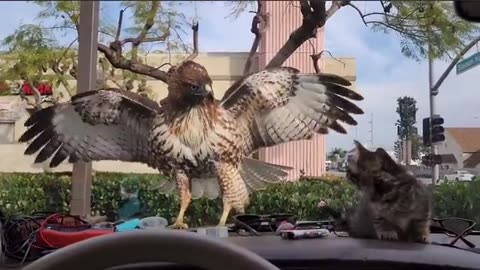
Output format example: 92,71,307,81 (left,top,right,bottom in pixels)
443,170,476,181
